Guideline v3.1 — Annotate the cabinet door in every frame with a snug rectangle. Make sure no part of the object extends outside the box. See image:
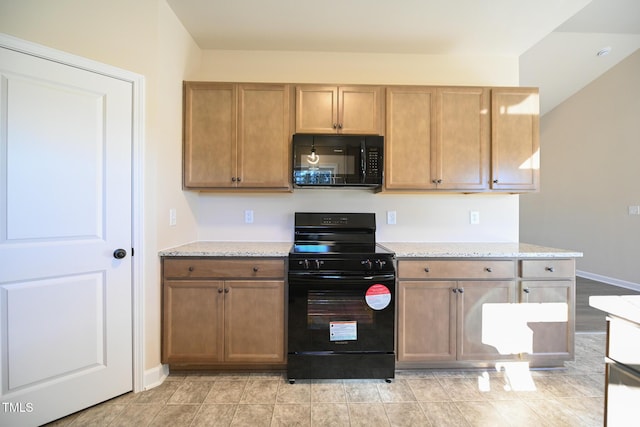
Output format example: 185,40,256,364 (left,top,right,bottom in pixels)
398,281,456,362
295,85,338,133
162,280,224,363
520,280,574,360
183,82,236,188
237,84,291,189
458,280,518,361
491,88,539,191
385,86,437,190
224,280,285,363
434,87,489,190
338,86,382,134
